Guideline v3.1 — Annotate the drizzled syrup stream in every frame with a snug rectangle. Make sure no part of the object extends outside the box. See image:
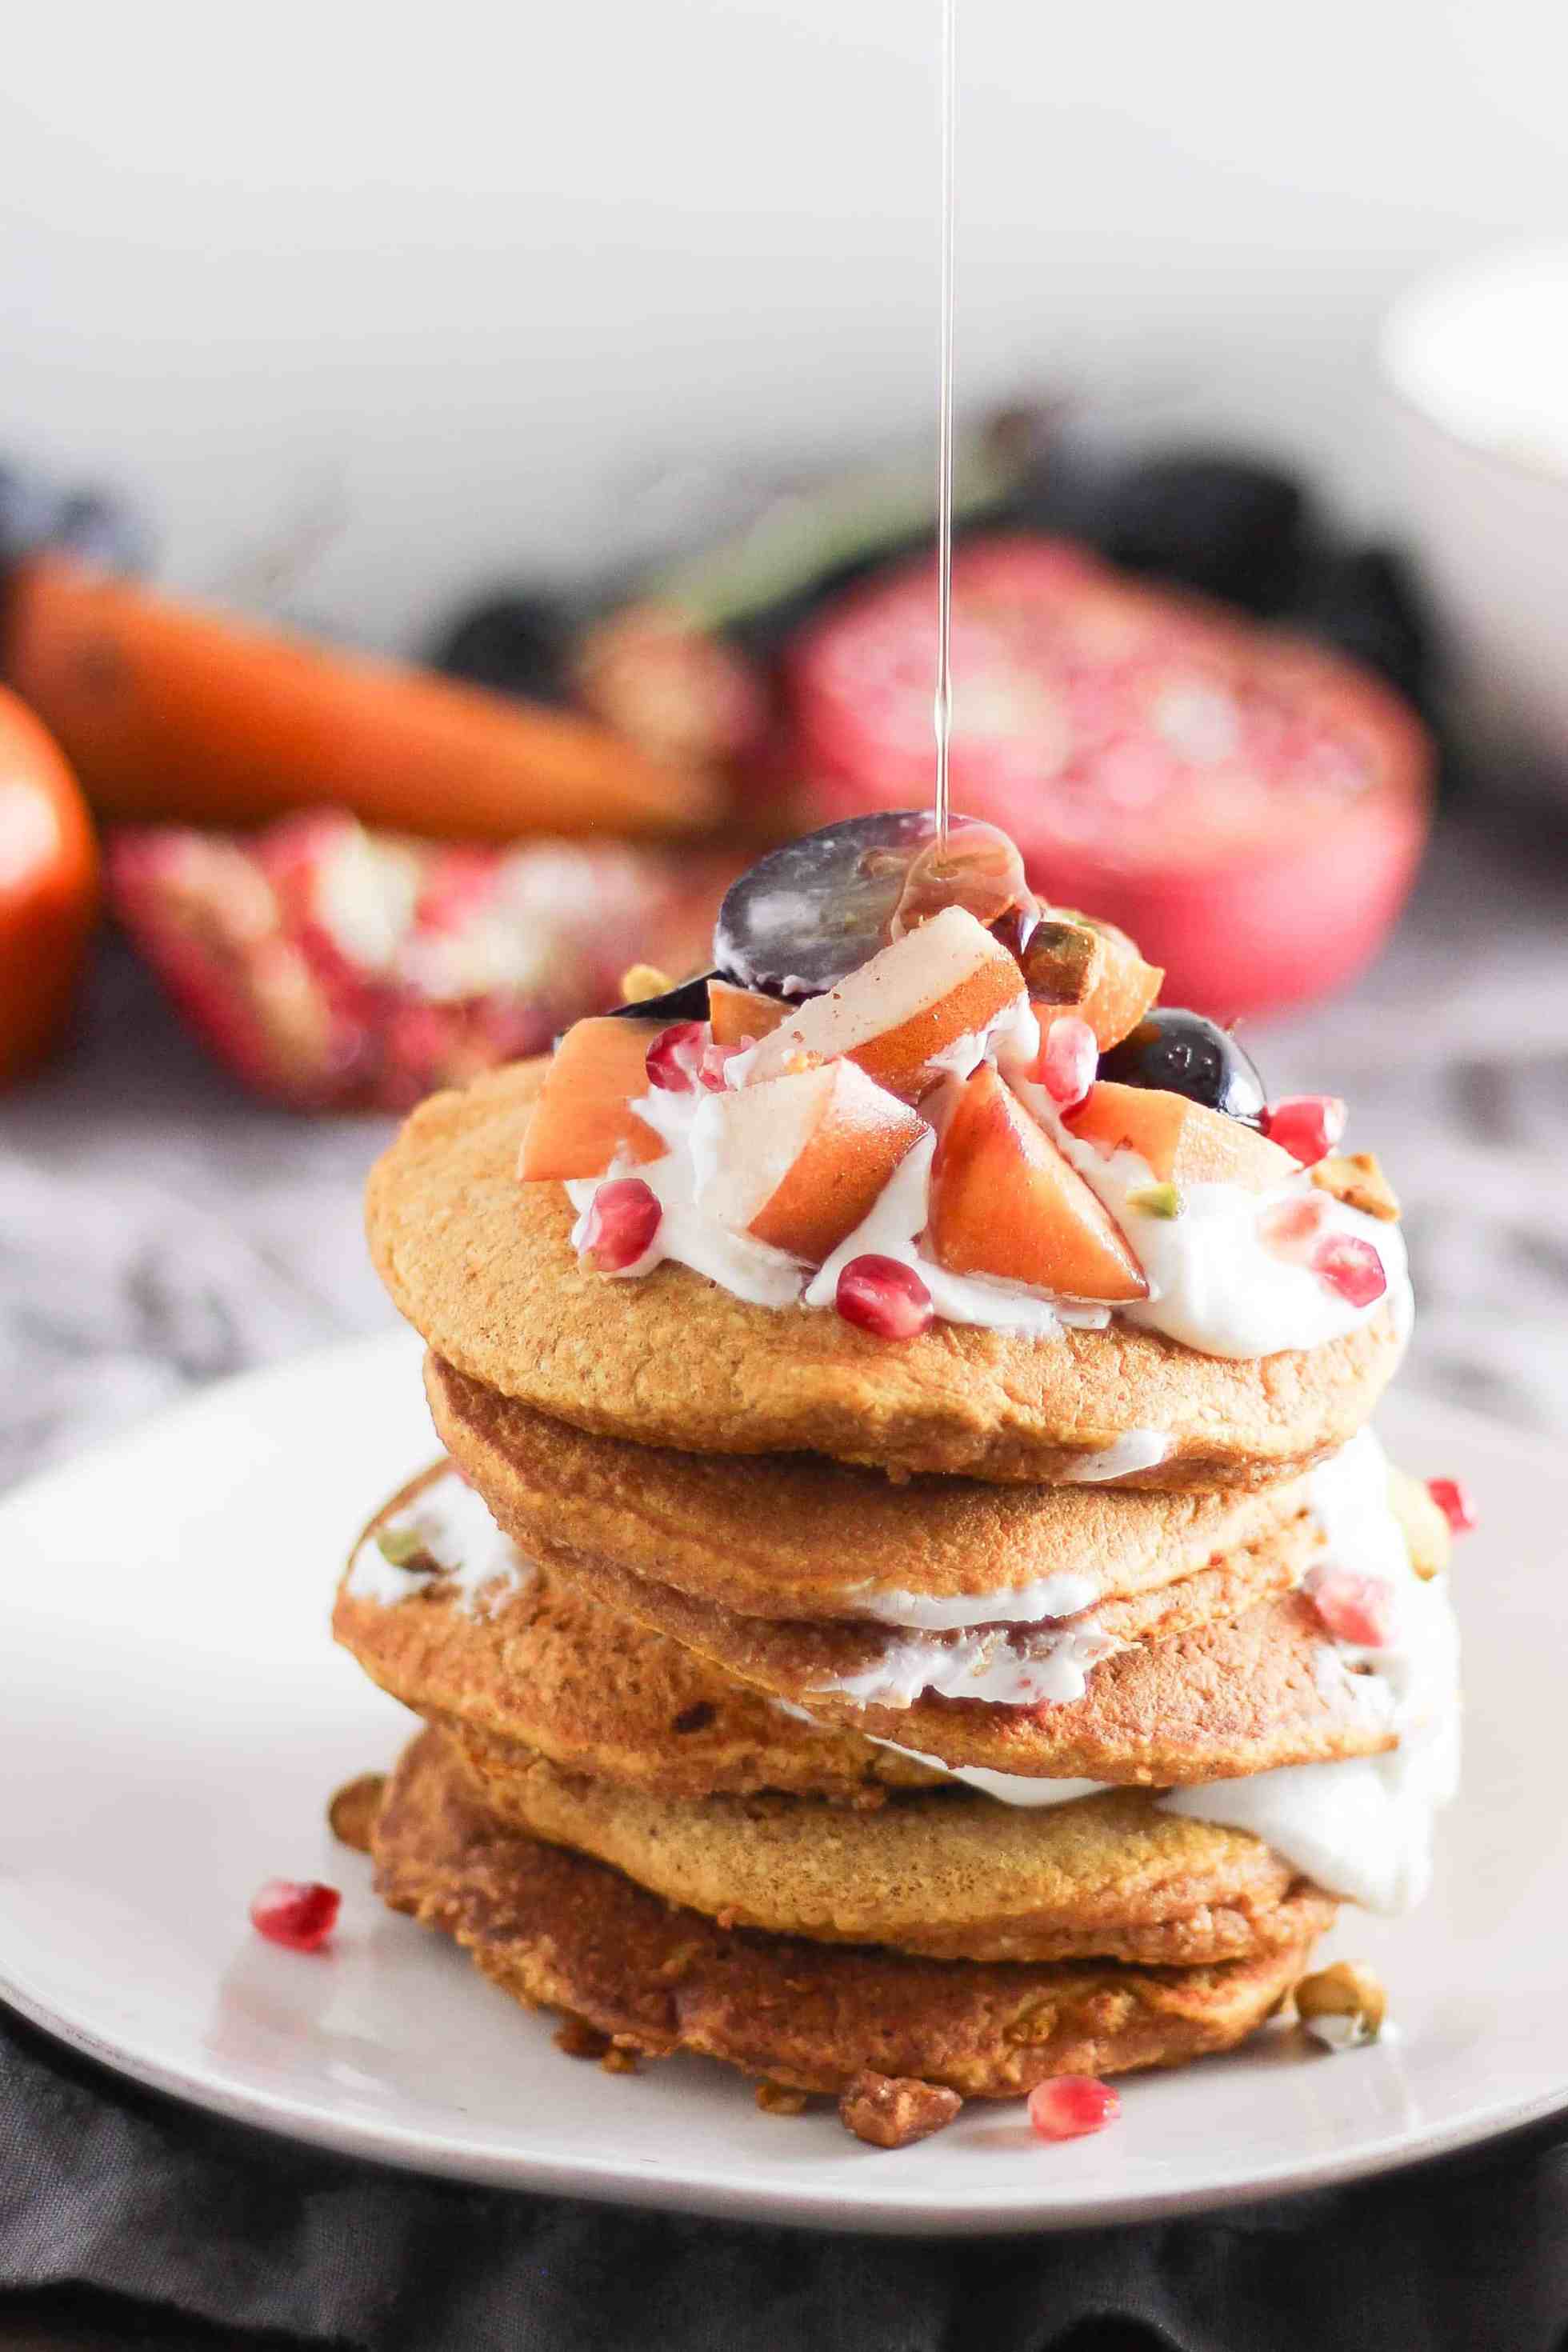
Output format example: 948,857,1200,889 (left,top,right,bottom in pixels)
932,0,957,854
